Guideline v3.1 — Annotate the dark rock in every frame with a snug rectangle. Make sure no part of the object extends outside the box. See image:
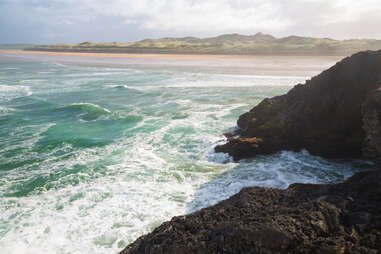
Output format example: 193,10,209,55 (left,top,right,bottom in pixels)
216,50,381,161
362,87,381,159
121,170,381,254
